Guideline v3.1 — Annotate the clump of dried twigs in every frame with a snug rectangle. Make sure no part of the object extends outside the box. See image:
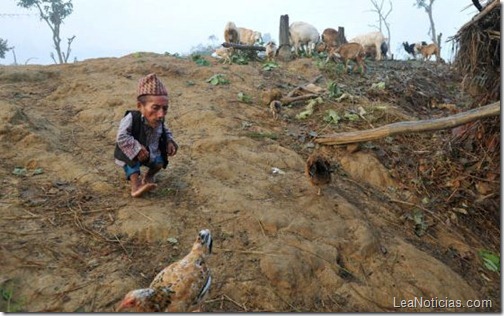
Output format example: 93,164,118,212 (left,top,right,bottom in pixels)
450,0,500,103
